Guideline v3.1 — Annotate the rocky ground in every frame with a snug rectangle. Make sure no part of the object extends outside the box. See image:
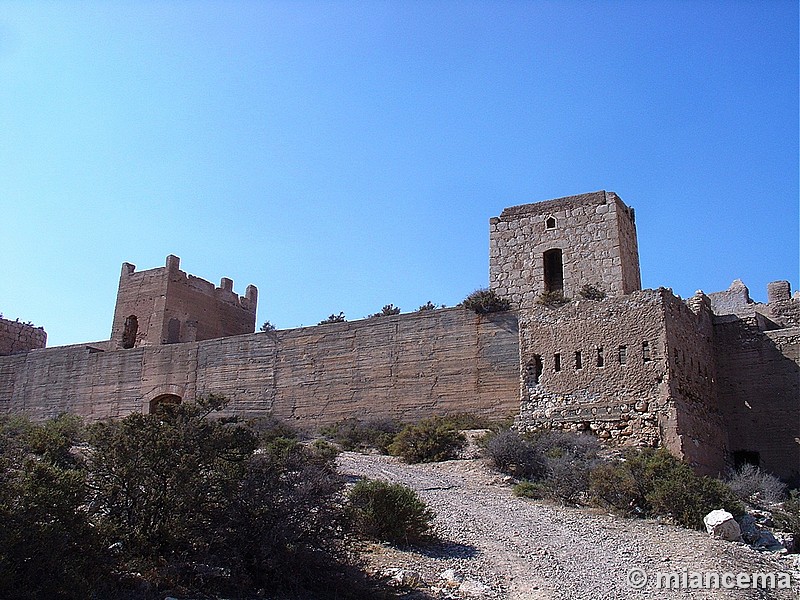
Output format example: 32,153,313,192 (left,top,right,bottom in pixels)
337,451,800,600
